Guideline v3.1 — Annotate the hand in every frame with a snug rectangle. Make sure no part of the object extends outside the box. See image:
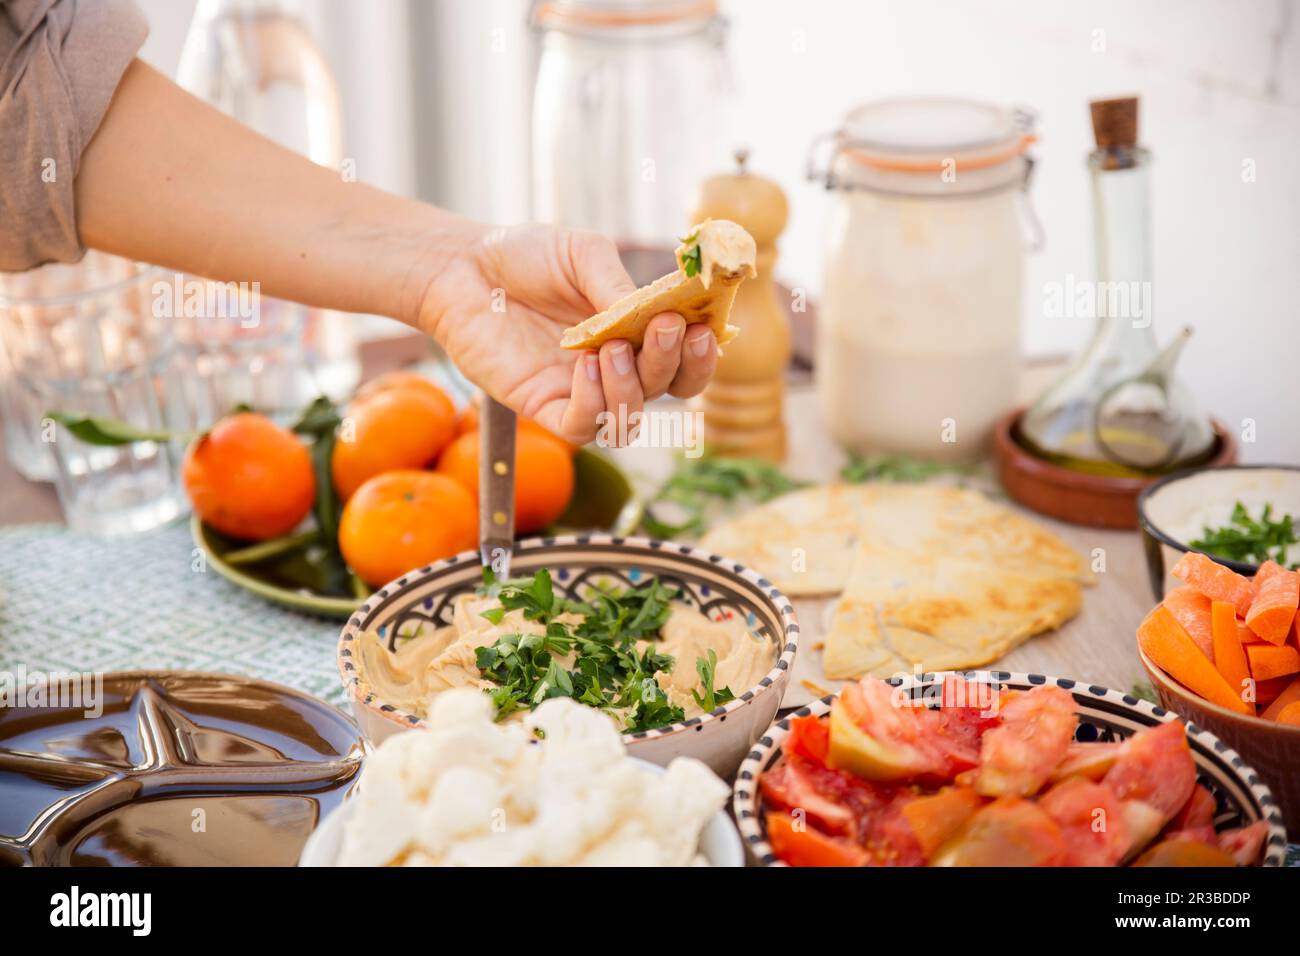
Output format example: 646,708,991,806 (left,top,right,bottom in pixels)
418,223,718,445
